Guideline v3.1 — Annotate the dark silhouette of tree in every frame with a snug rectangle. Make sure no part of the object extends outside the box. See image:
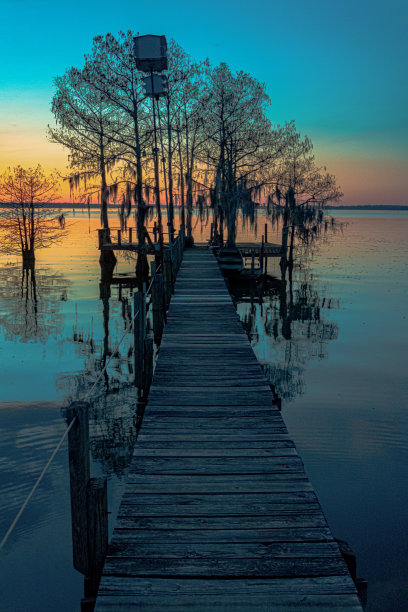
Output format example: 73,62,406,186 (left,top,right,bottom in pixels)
165,42,210,243
266,123,343,272
47,32,342,263
204,63,284,246
0,165,66,265
48,67,125,267
81,31,153,278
